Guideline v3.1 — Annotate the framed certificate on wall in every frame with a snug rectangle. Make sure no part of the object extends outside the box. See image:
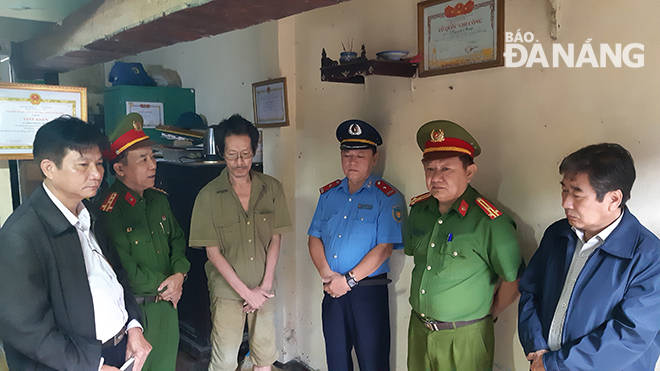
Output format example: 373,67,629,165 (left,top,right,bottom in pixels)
252,77,289,128
418,0,504,77
0,82,87,159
